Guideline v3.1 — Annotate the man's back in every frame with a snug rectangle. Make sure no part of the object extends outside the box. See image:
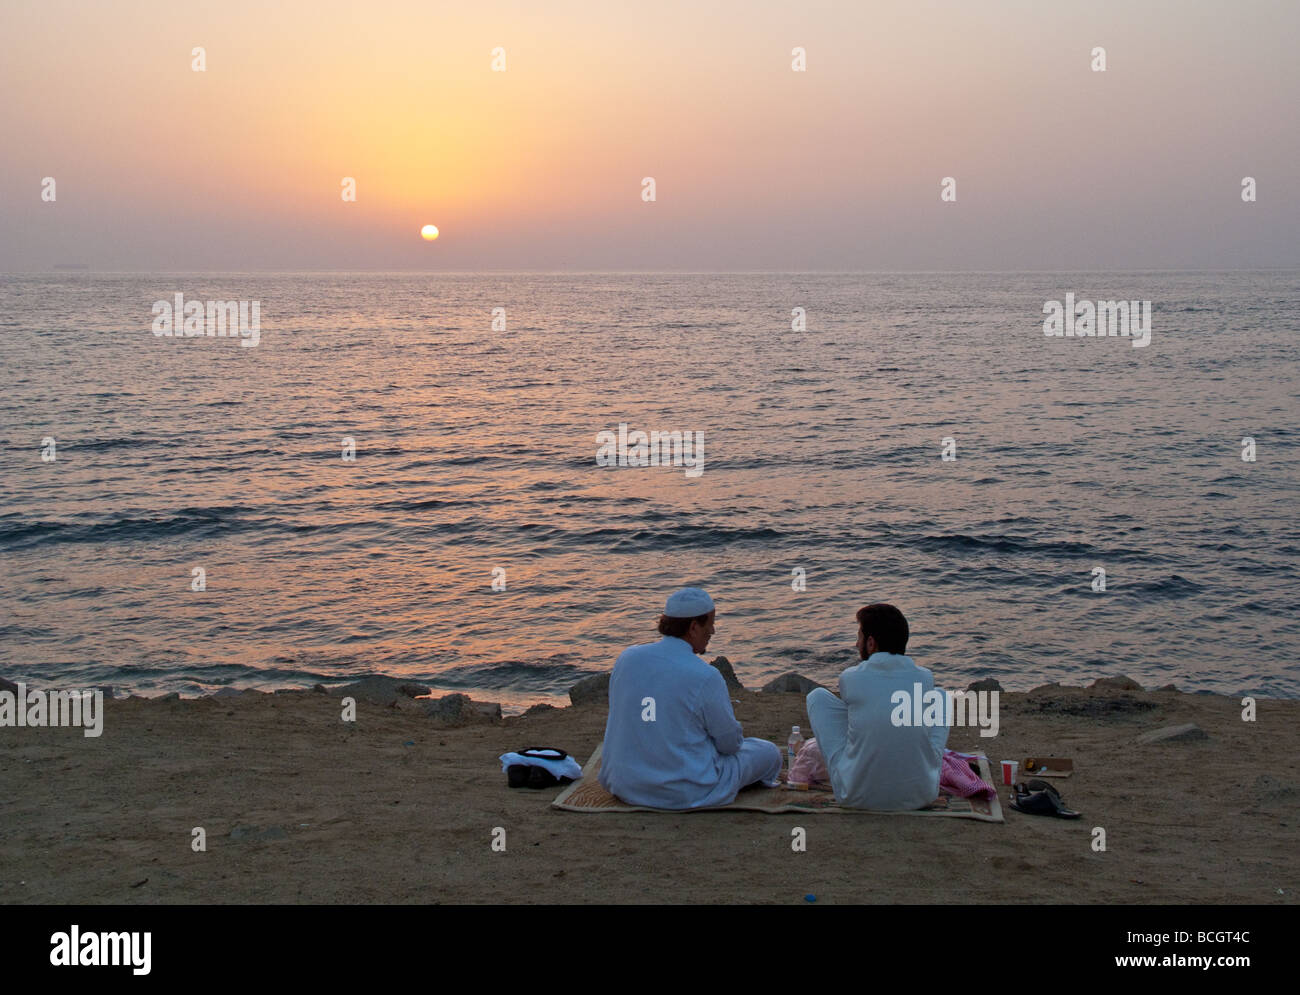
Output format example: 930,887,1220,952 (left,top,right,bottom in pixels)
825,652,948,809
598,636,745,809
